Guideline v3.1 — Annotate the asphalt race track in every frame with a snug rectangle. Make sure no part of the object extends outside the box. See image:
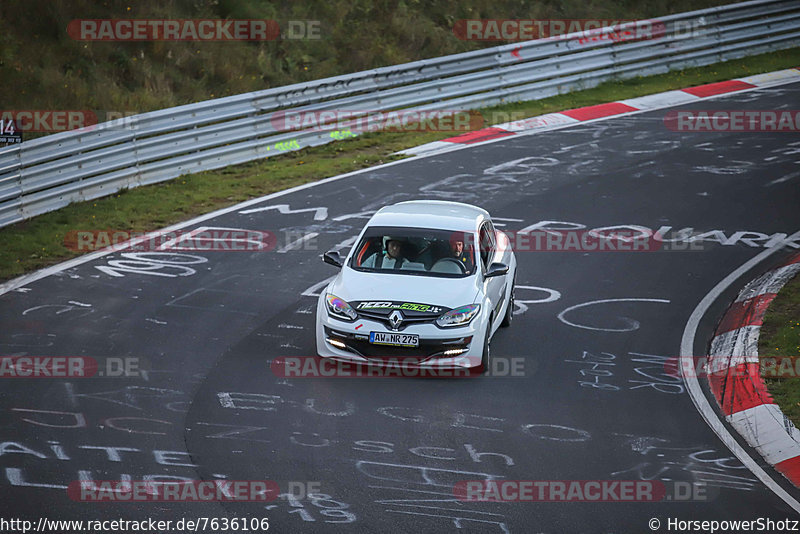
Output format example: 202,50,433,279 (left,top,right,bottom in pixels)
1,82,799,533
